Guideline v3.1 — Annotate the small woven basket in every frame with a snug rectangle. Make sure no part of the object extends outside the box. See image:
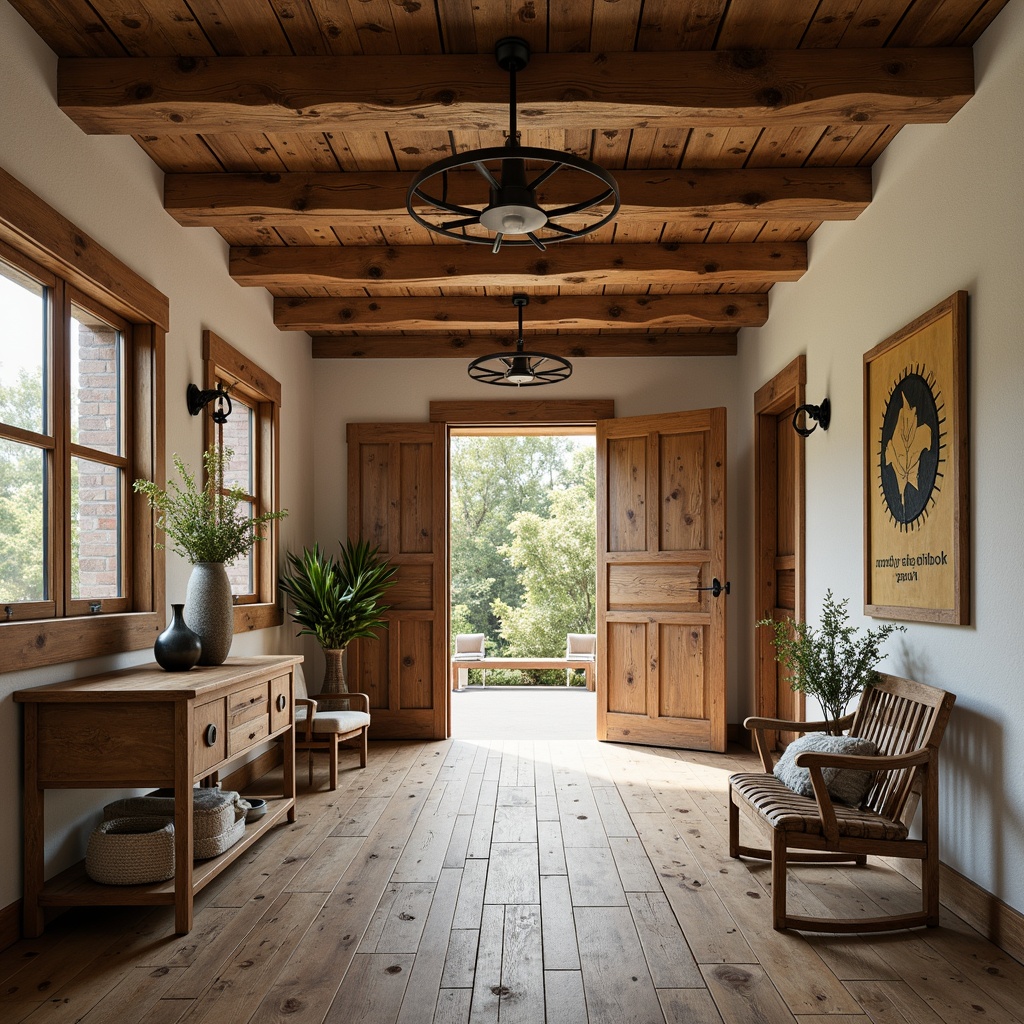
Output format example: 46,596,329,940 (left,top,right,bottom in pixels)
86,816,175,885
